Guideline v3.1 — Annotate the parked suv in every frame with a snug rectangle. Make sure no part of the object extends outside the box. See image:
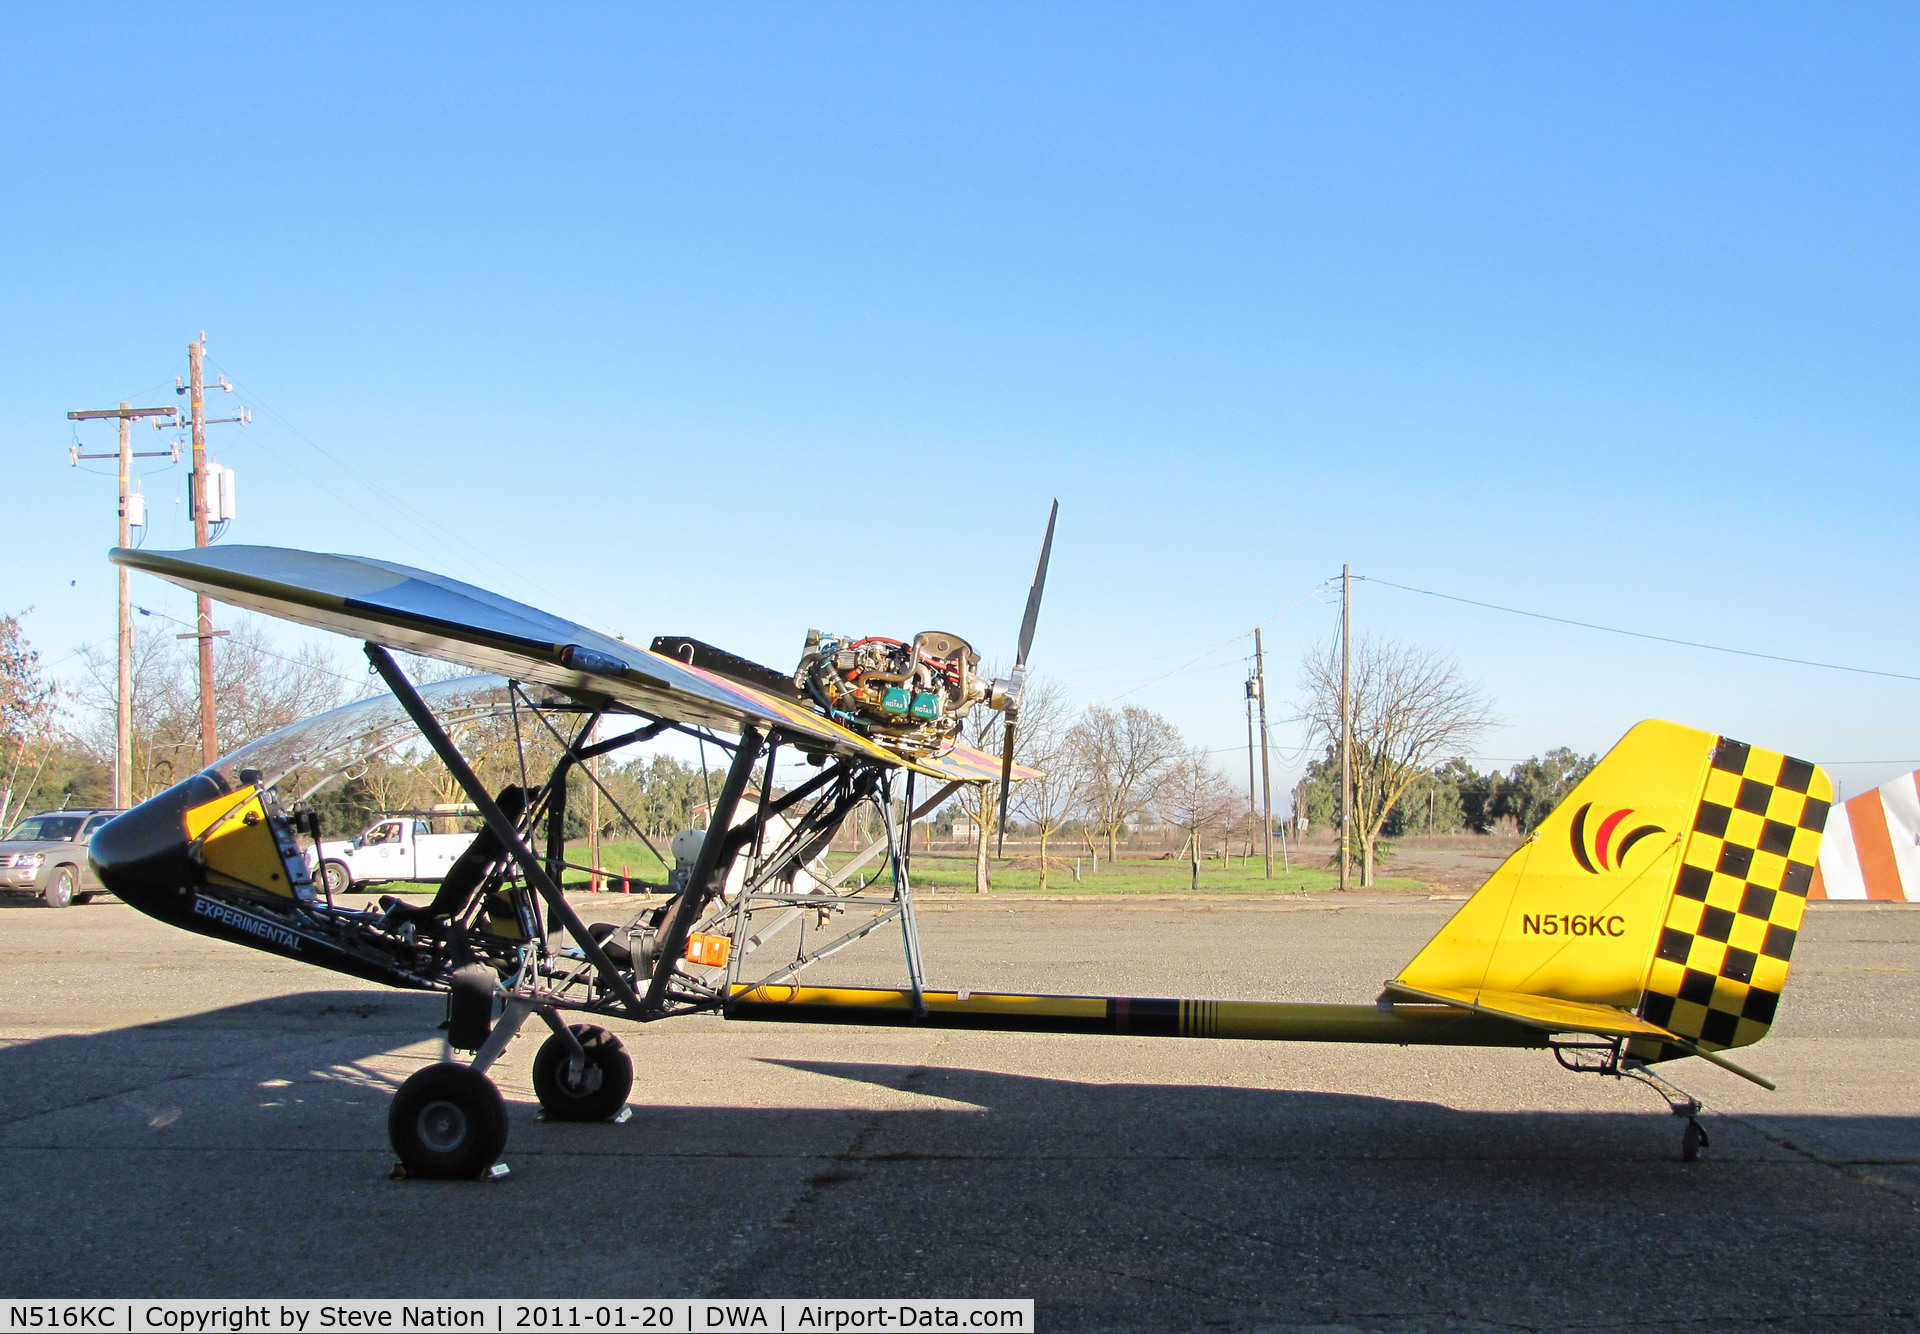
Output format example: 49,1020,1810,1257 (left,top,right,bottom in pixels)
0,809,124,907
